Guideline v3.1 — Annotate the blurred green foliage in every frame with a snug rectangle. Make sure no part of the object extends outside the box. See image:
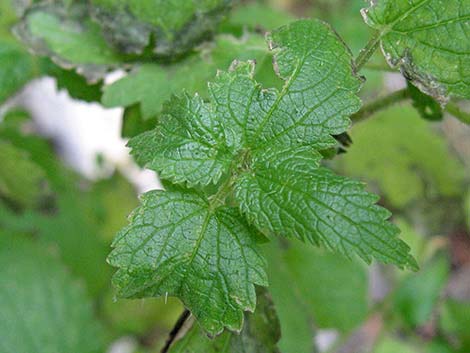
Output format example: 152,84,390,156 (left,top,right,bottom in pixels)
338,105,465,208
